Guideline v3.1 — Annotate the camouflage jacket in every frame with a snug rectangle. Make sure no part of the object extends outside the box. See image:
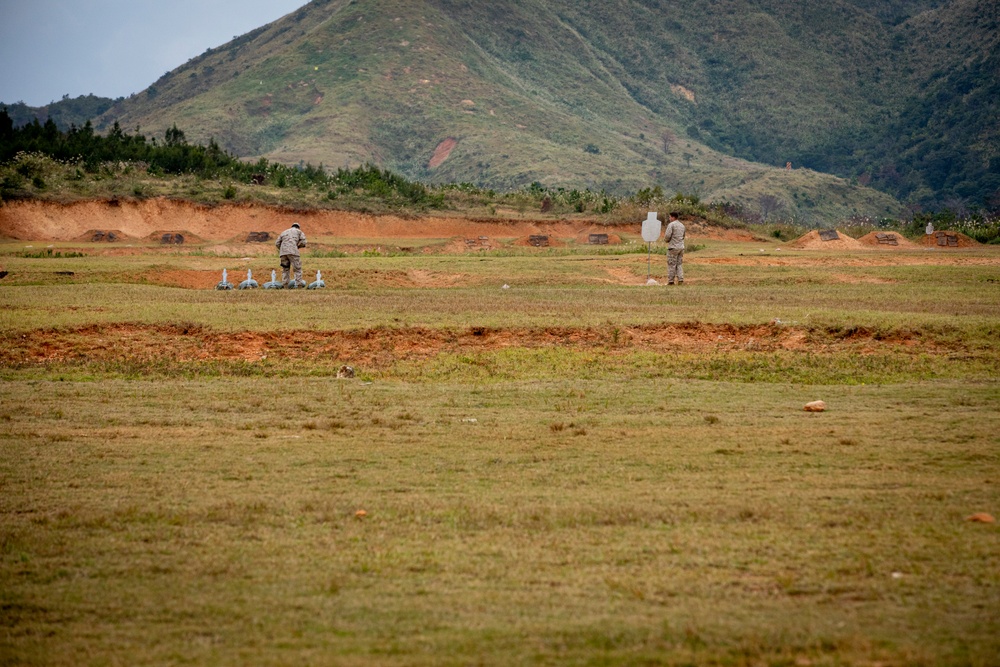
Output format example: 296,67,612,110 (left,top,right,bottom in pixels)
663,220,685,250
276,227,307,256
